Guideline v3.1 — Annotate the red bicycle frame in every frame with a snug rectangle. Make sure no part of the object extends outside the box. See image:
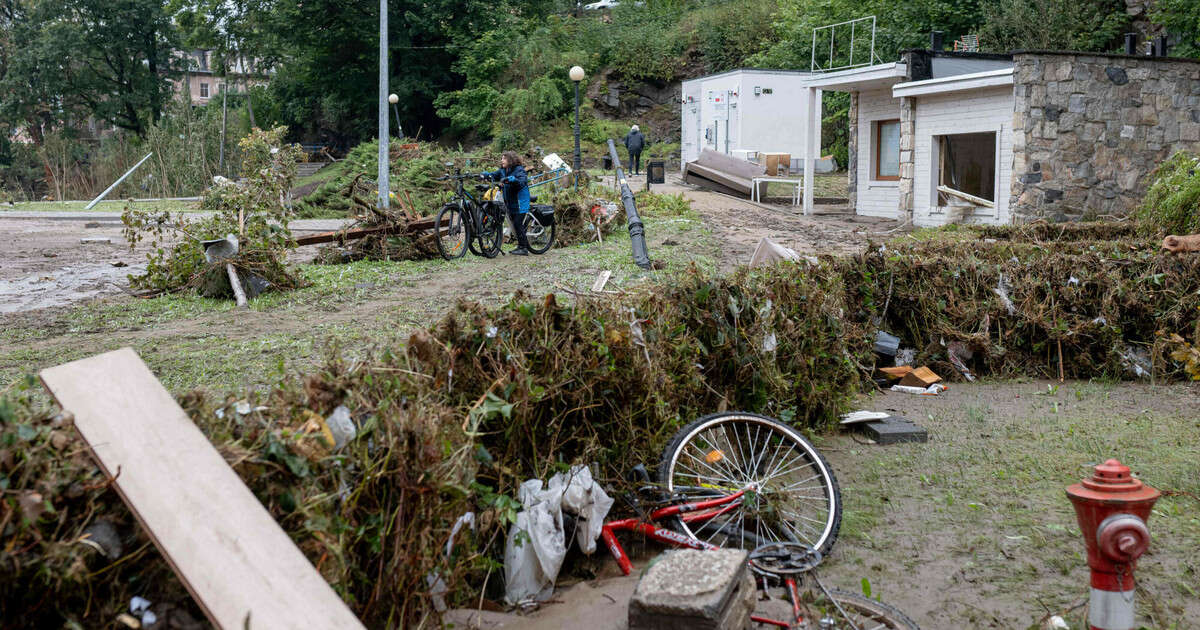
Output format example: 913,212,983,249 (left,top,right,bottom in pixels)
600,487,809,629
601,489,745,576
